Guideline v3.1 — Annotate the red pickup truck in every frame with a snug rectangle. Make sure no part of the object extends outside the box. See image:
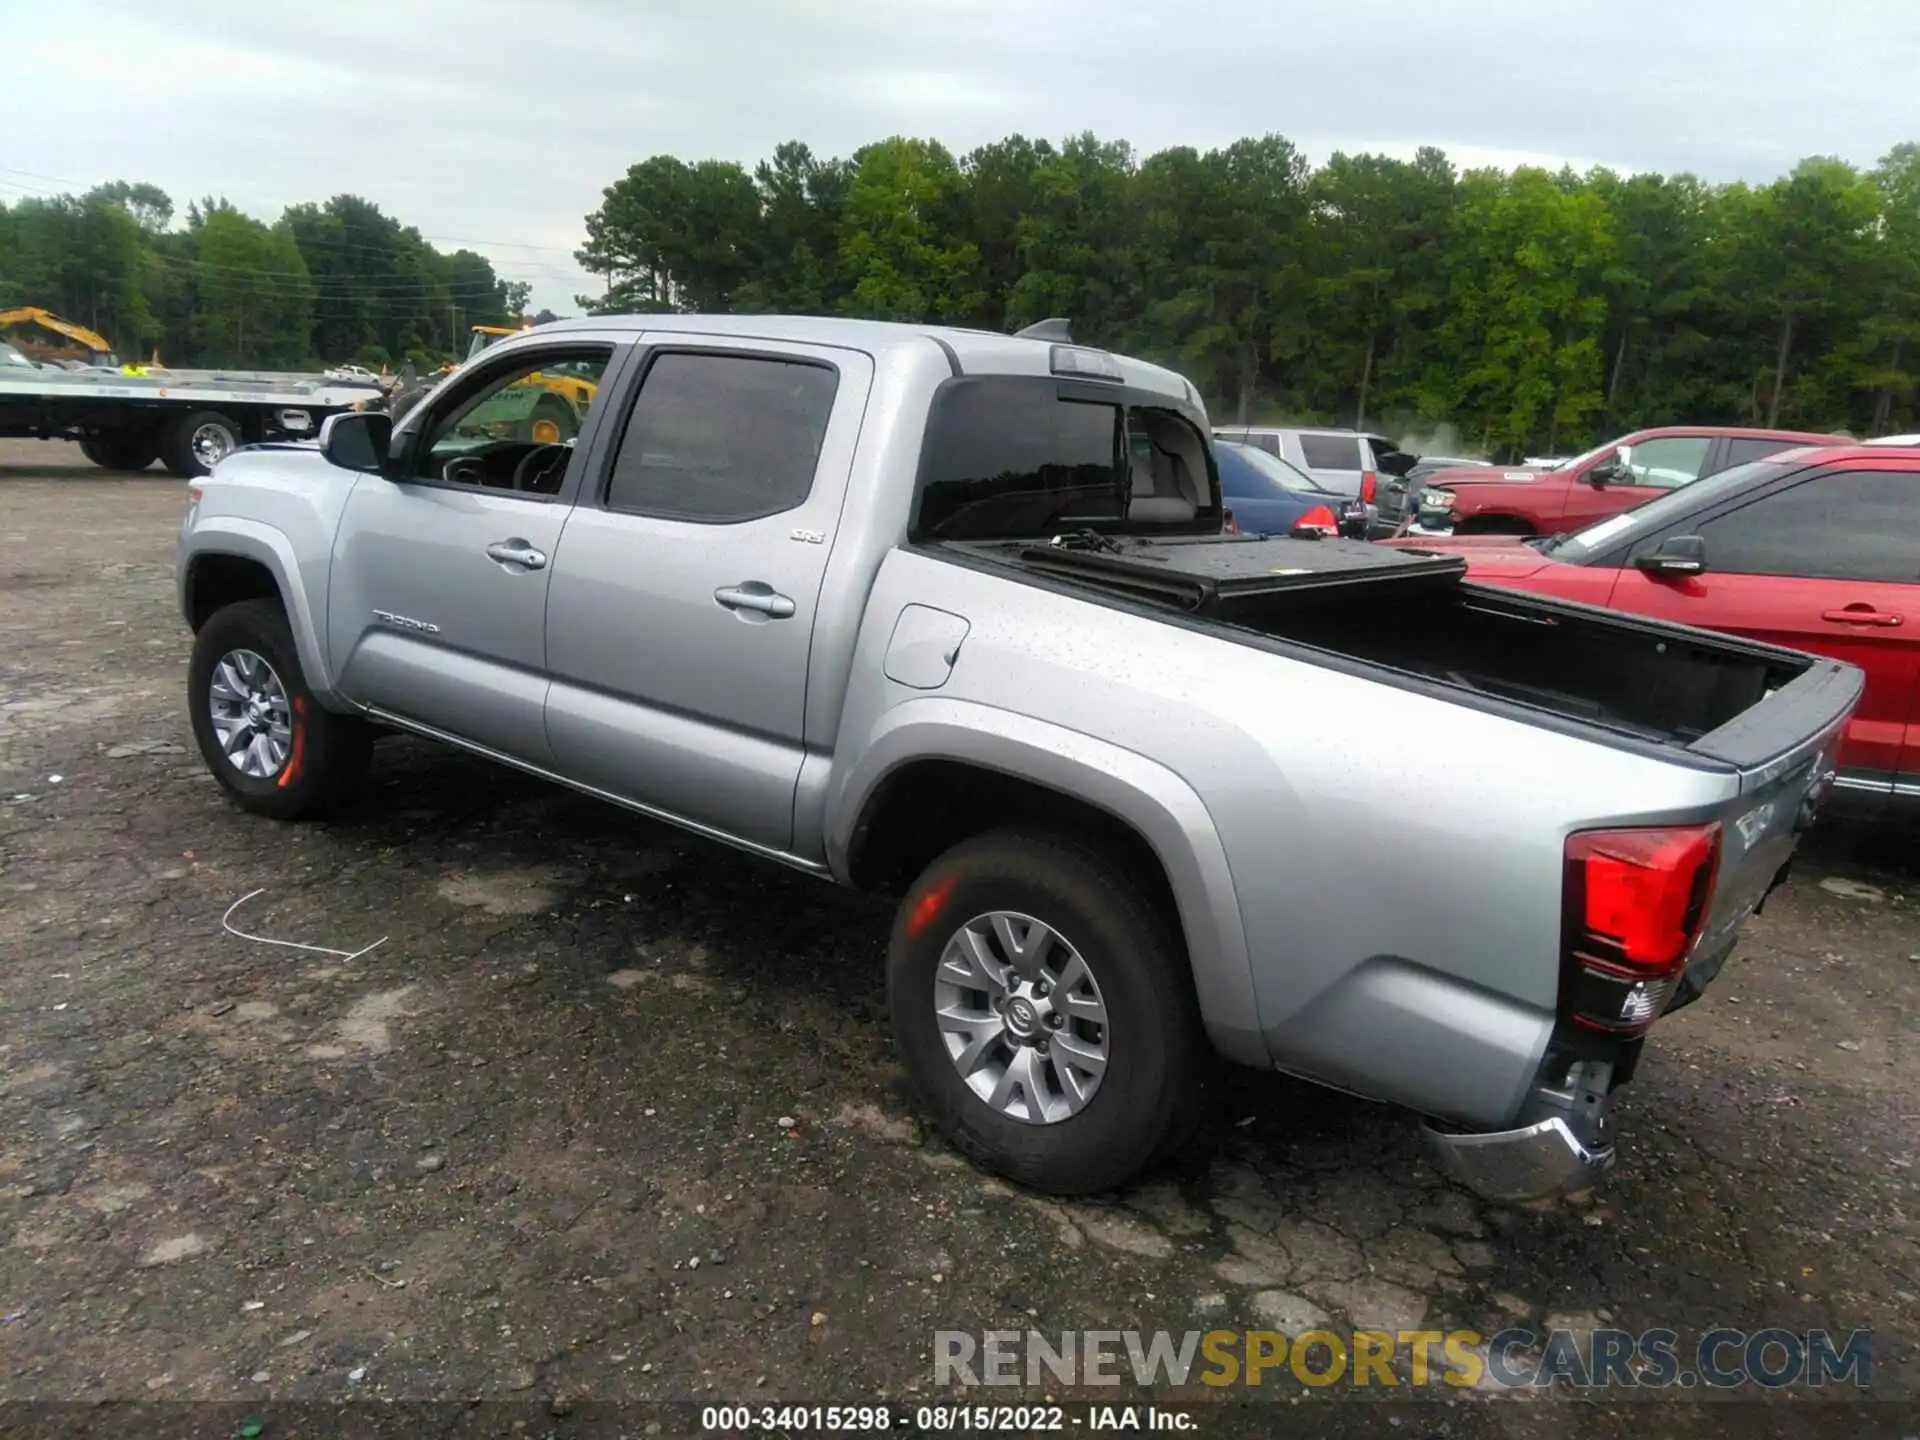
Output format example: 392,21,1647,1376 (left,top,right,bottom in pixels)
1393,443,1920,812
1413,425,1850,536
